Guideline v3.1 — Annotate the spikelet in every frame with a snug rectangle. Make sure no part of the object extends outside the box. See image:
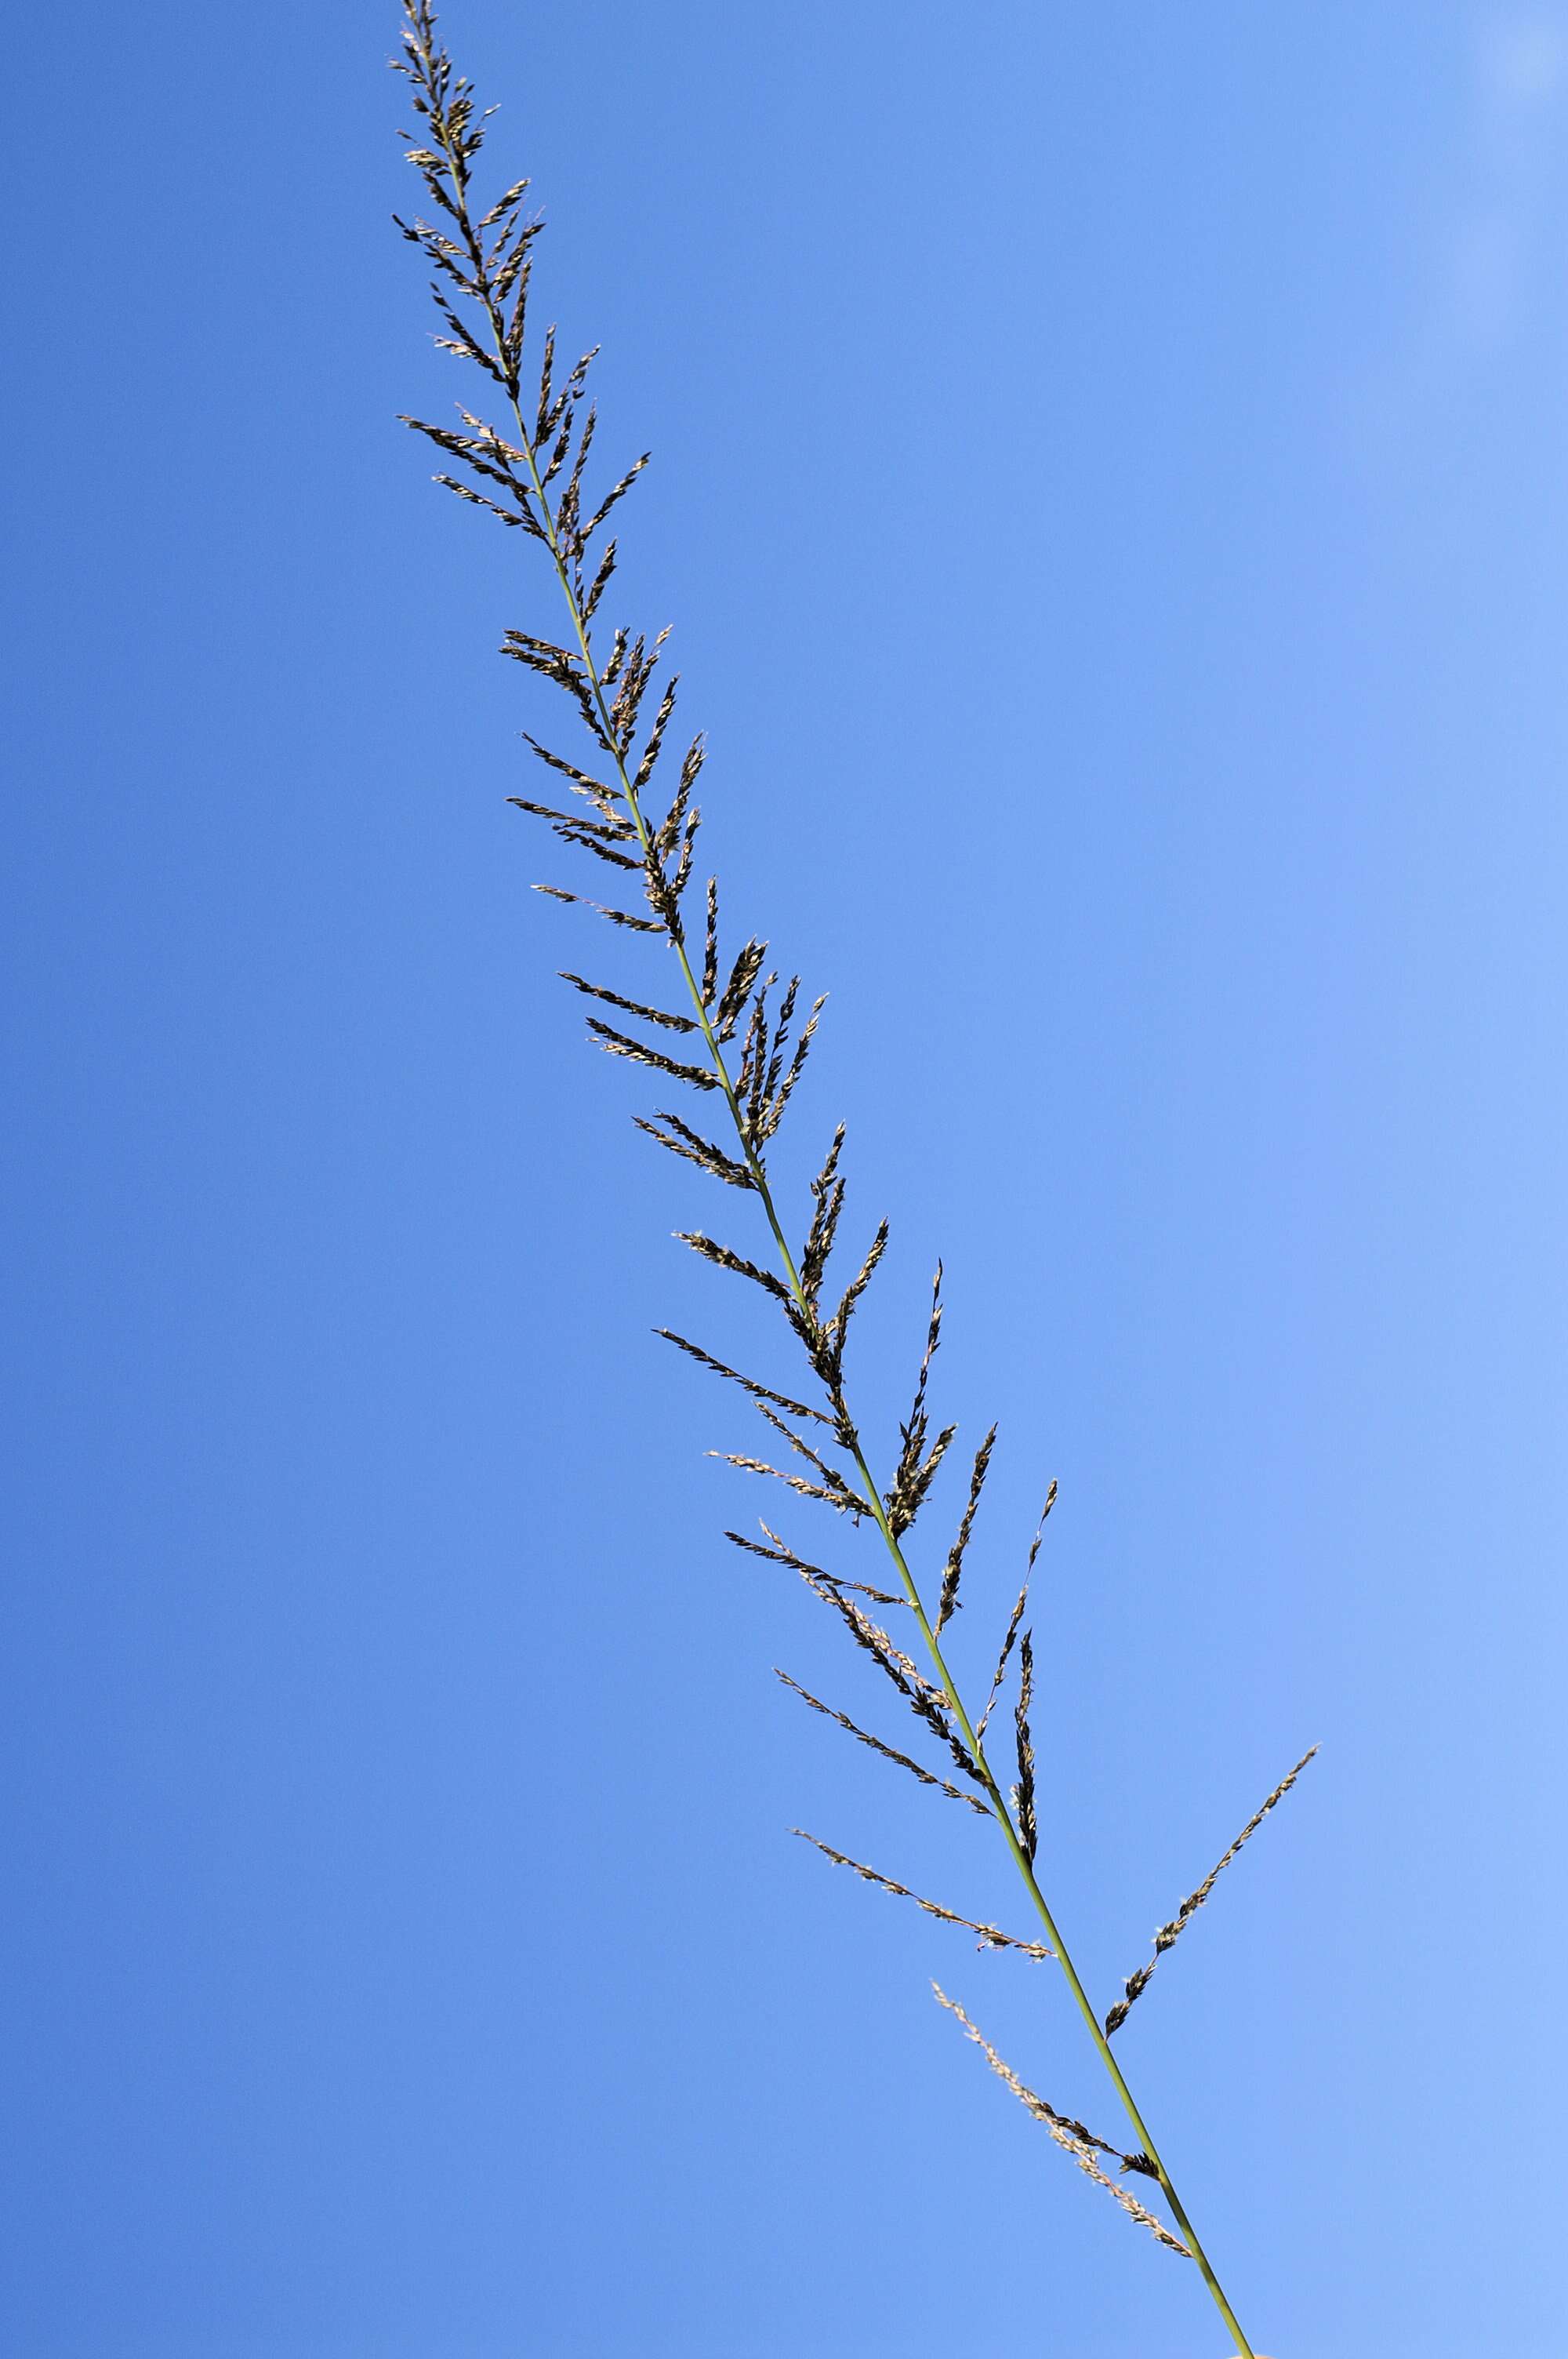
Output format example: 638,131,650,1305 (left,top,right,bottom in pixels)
1013,1630,1038,1866
530,882,663,932
583,1016,720,1089
796,1569,985,1792
795,1834,1053,1958
816,1218,889,1392
634,1112,754,1190
750,1398,861,1500
655,1332,829,1425
557,972,695,1032
773,1672,989,1815
800,1125,848,1311
676,1230,795,1307
885,1270,957,1539
724,1521,904,1607
711,1451,869,1517
975,1483,1056,1743
936,1424,996,1634
710,1394,870,1519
